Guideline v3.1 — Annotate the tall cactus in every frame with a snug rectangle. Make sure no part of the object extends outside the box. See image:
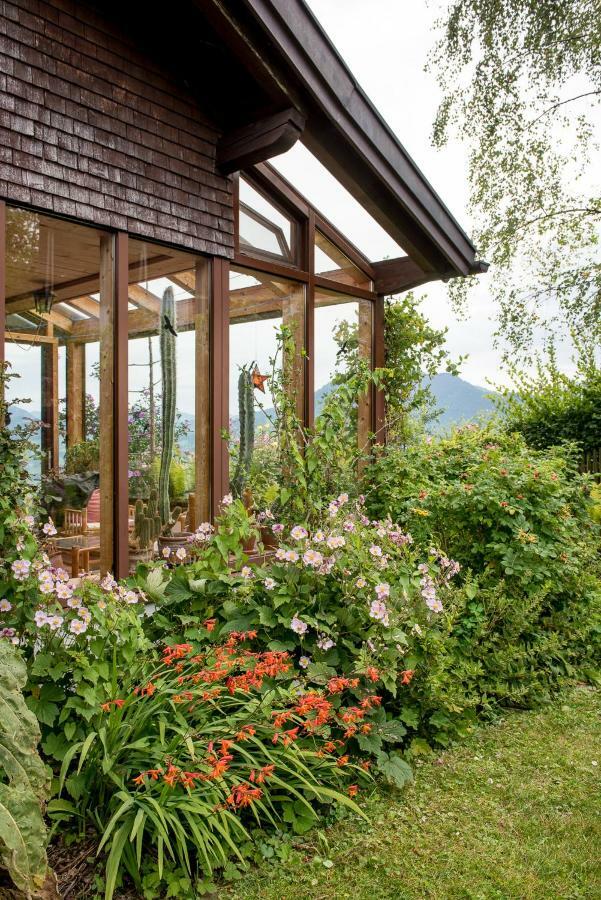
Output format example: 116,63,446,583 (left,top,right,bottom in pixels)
231,364,255,497
159,287,177,525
